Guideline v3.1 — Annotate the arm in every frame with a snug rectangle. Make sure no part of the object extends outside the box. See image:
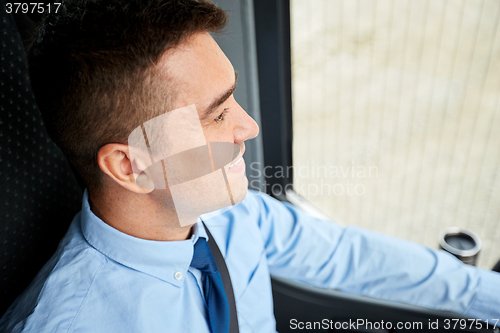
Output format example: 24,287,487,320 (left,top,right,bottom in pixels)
249,191,500,322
